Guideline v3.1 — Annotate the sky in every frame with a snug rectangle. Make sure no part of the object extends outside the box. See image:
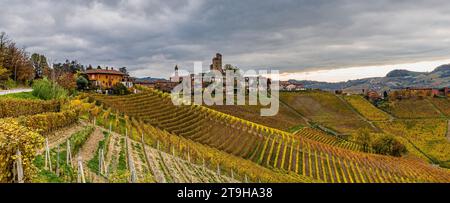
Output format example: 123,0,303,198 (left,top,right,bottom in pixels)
1,0,450,82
